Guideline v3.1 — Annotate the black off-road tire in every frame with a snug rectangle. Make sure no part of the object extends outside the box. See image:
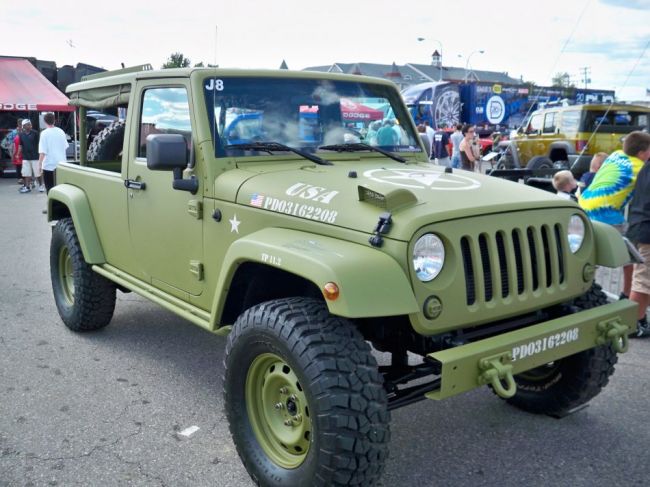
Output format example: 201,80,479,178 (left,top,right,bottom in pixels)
505,283,617,415
50,218,116,331
526,155,554,171
87,121,125,162
223,298,390,487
